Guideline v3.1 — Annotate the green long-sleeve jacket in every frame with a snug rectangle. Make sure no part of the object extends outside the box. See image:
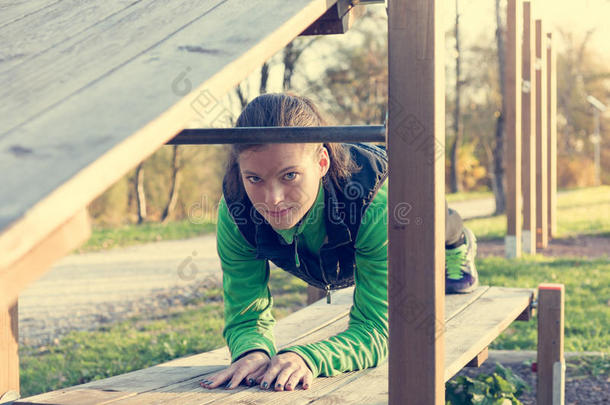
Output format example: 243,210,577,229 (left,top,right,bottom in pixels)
215,178,388,378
